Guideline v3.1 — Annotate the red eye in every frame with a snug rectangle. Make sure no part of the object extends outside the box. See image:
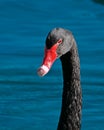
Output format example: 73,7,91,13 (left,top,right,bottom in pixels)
57,39,62,45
